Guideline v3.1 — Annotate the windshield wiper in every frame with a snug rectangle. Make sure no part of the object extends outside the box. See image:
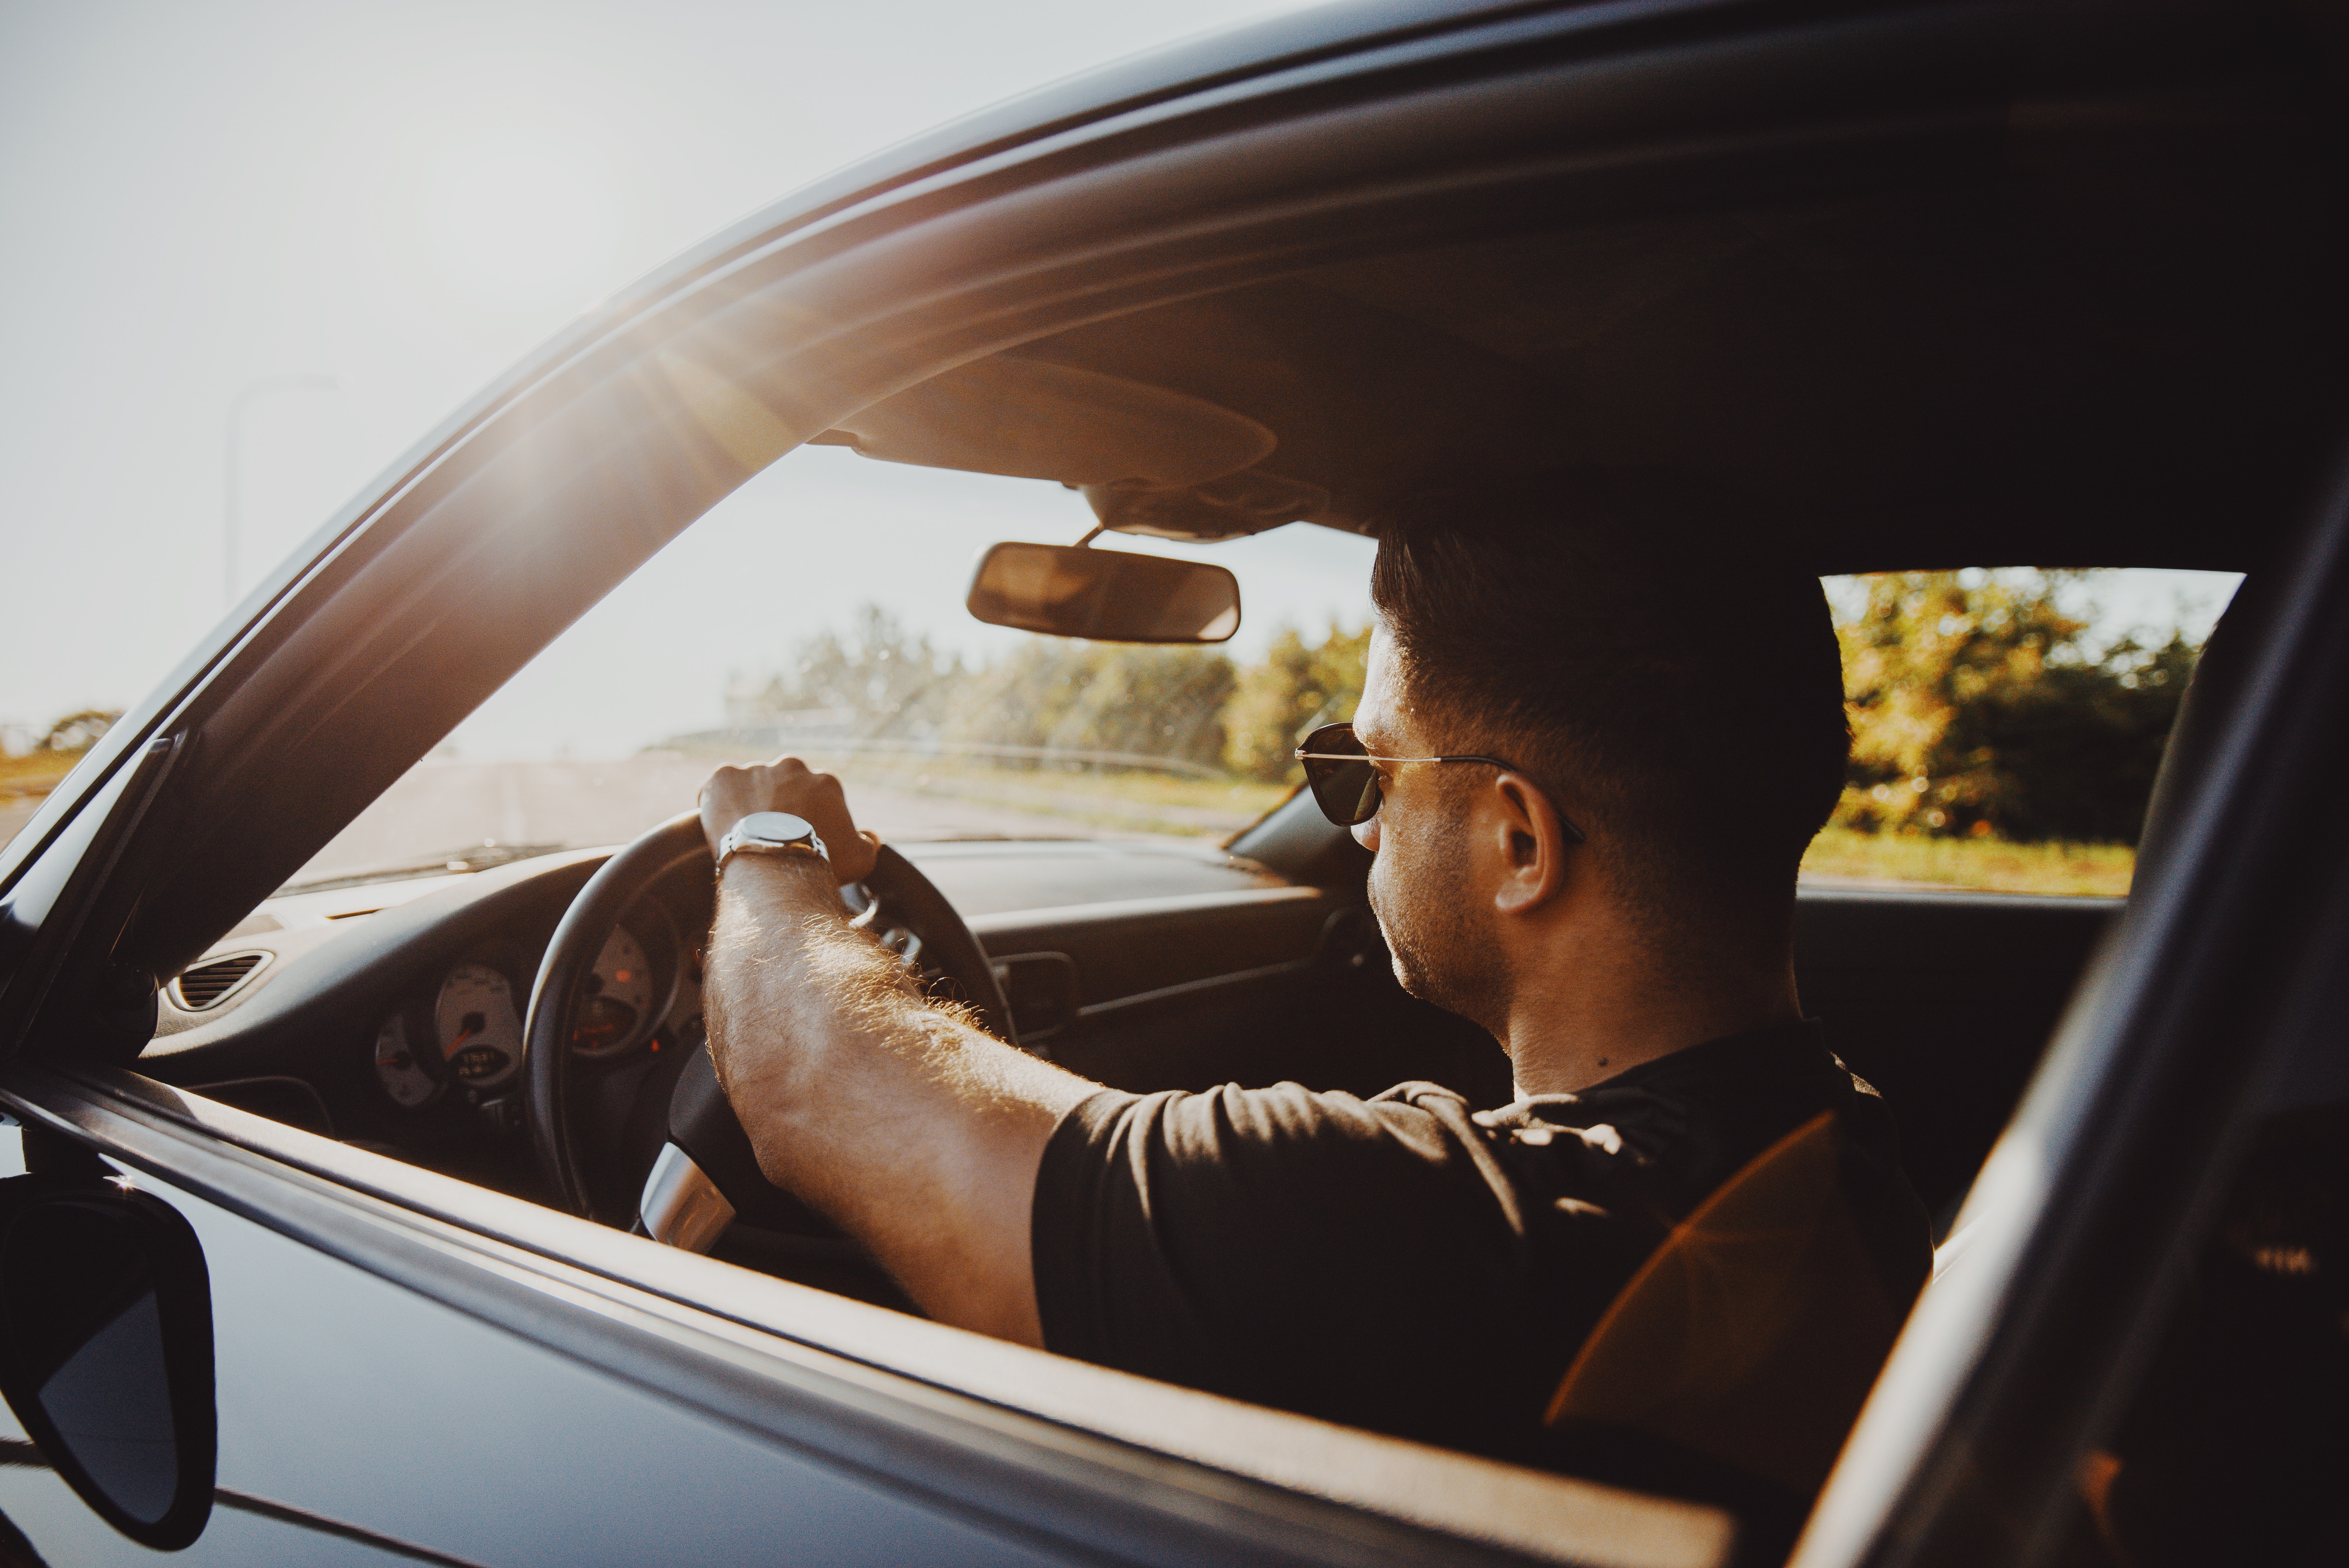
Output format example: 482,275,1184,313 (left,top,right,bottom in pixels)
275,842,569,897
